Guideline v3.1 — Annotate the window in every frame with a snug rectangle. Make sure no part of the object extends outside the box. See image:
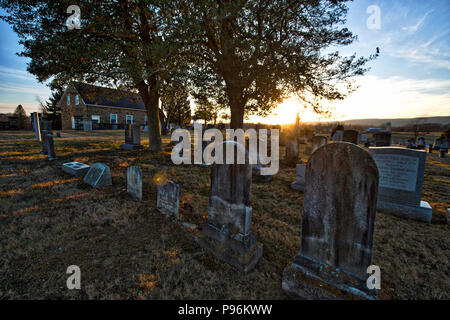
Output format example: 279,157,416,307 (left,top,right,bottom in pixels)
75,95,79,105
91,115,100,123
126,115,134,124
110,114,117,124
67,95,70,105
